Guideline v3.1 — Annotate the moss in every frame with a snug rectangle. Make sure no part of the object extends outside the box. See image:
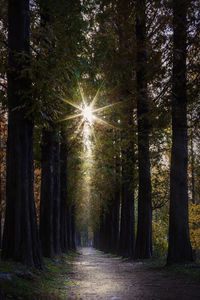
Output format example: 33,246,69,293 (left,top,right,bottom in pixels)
0,252,78,299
